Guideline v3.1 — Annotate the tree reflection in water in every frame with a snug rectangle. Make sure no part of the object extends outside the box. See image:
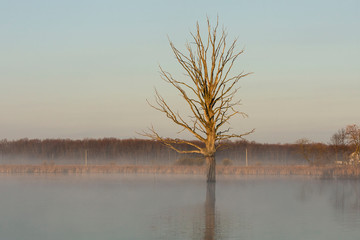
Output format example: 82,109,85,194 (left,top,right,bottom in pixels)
204,183,216,240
